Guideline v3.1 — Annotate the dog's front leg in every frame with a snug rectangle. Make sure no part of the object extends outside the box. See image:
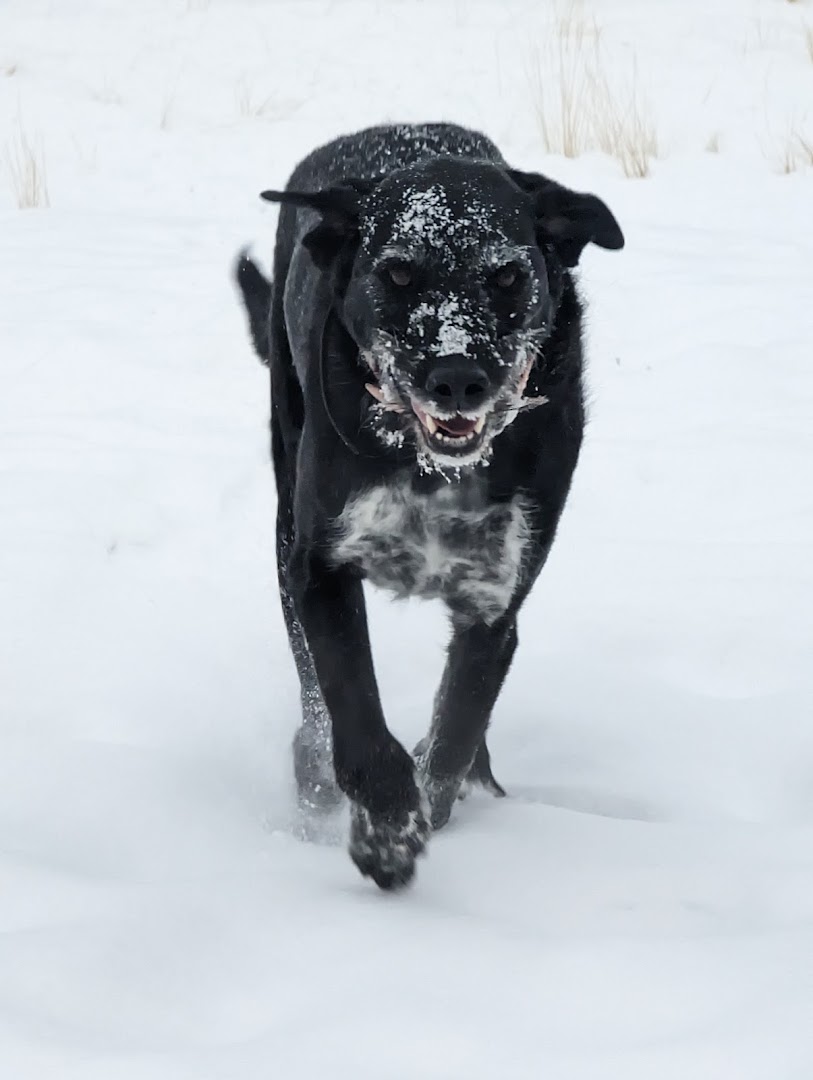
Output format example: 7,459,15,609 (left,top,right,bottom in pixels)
416,616,517,830
290,550,429,888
